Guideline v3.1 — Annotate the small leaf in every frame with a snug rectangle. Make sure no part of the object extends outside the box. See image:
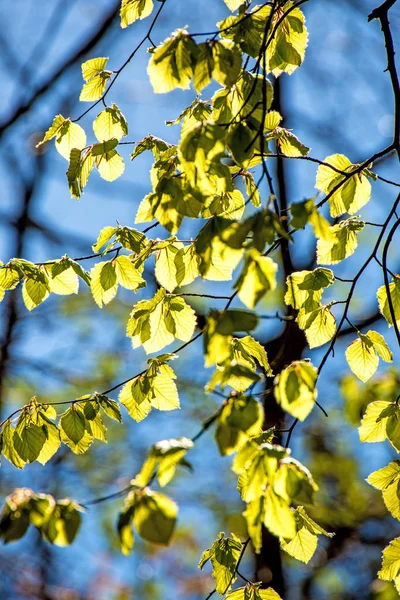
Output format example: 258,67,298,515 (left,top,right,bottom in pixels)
120,0,154,28
133,490,177,545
